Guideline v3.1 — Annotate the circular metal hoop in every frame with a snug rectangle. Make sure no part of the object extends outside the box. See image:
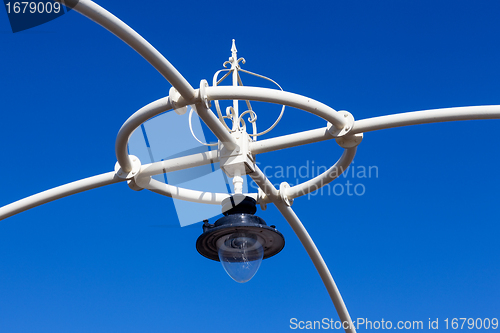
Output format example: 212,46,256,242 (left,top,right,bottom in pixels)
117,86,362,204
